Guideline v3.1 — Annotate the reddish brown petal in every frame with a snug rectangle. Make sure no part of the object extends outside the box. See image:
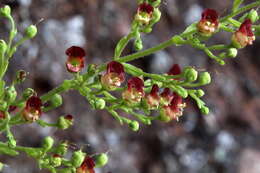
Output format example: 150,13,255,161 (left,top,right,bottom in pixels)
201,8,219,25
66,46,86,57
127,77,144,93
138,3,154,14
168,64,181,76
150,84,159,97
107,61,125,81
239,19,254,37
